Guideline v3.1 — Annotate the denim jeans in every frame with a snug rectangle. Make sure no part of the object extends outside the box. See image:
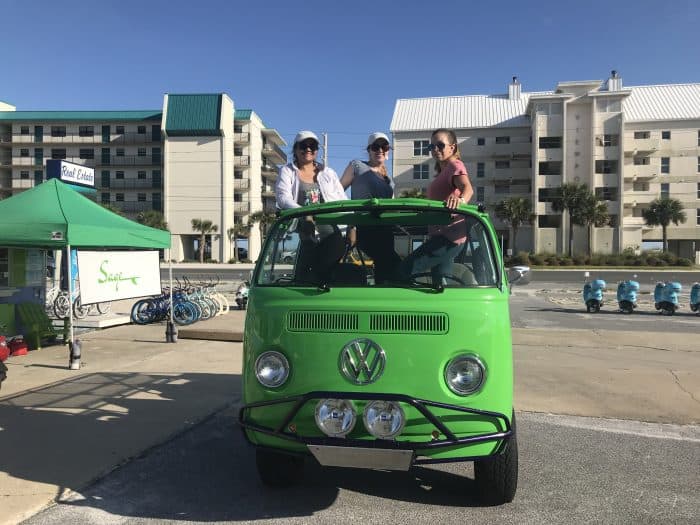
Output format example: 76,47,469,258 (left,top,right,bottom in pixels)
399,235,462,285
